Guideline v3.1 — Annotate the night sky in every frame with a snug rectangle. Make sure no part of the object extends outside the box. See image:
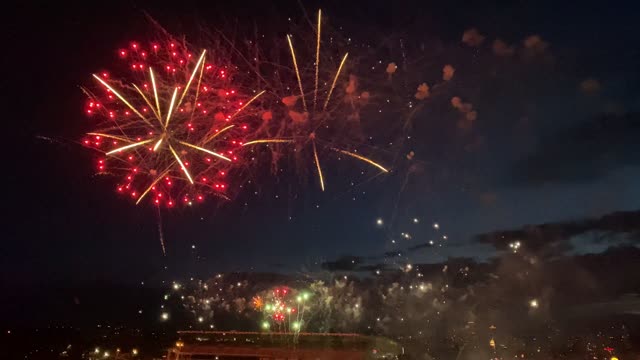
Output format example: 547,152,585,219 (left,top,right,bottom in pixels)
3,0,639,296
